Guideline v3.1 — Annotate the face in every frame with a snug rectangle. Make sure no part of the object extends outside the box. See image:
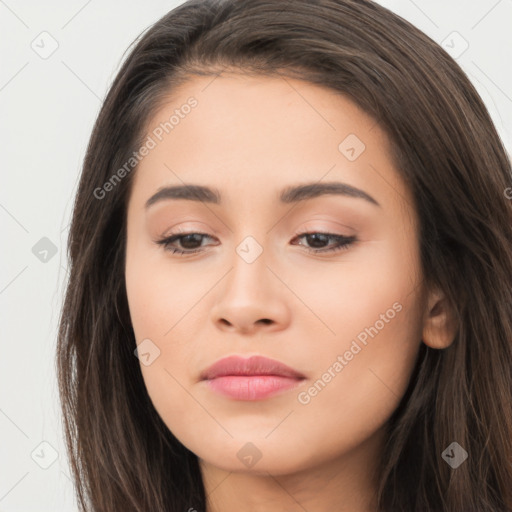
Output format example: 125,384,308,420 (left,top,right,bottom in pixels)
125,72,427,476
